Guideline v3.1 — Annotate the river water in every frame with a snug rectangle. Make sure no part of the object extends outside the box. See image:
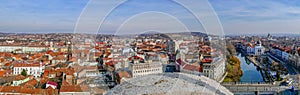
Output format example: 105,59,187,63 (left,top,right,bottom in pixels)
237,53,264,82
